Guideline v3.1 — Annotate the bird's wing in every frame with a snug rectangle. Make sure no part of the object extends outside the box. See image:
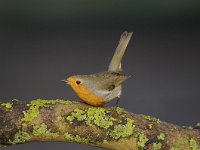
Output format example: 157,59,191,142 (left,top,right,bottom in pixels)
99,75,128,91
